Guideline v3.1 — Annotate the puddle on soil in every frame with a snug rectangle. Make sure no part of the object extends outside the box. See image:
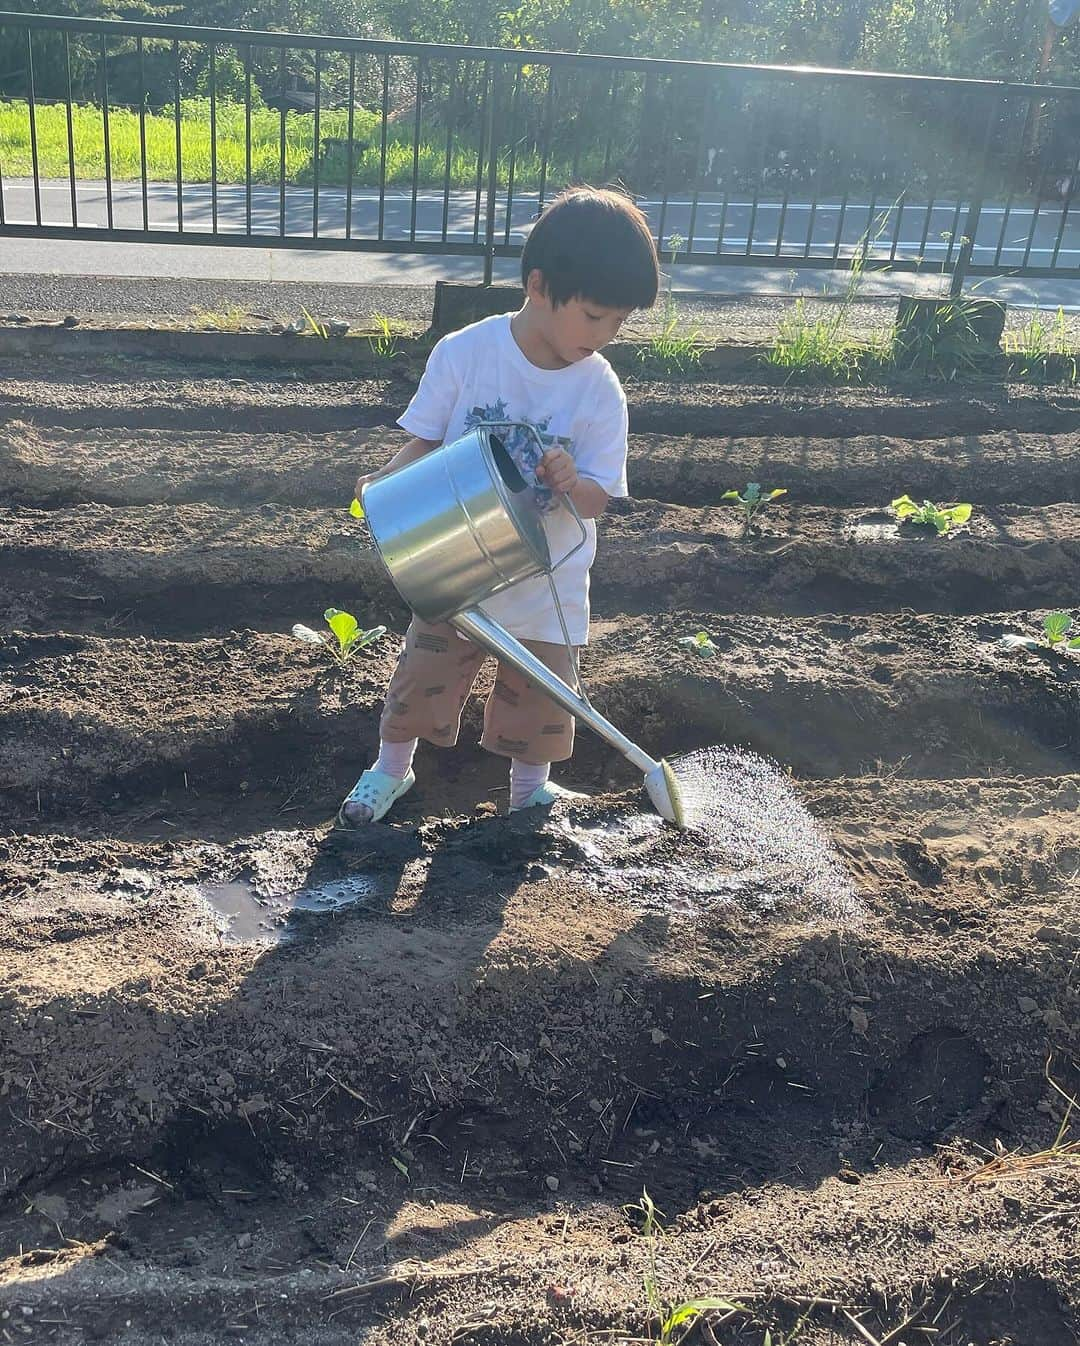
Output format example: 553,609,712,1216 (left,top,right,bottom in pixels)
197,874,379,945
851,520,901,542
